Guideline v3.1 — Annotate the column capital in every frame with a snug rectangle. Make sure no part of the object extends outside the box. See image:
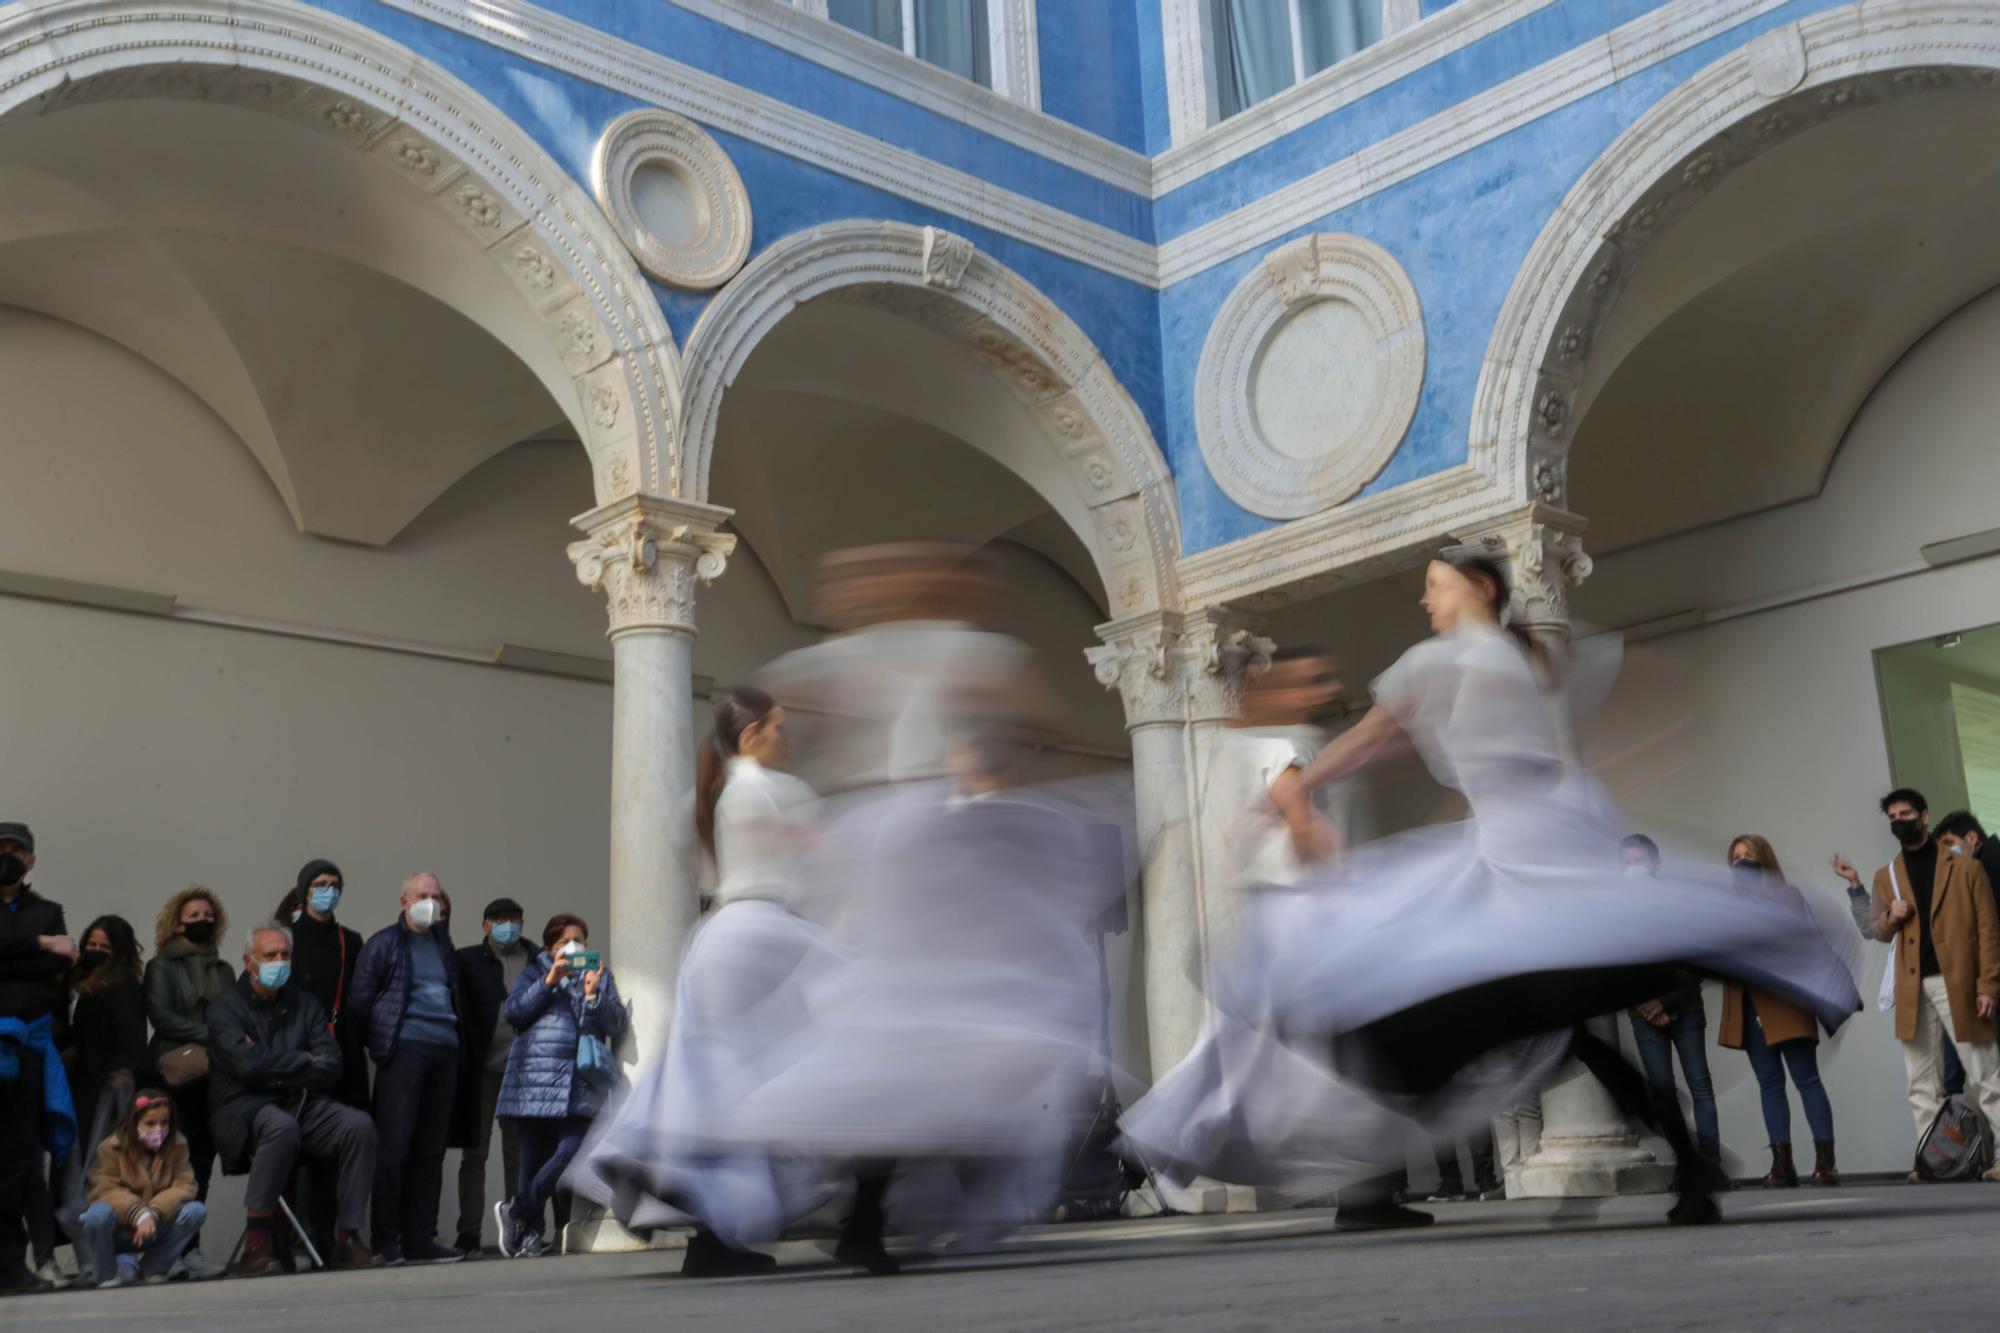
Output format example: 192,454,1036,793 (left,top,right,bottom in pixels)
567,494,736,637
1086,608,1273,730
1449,503,1592,636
